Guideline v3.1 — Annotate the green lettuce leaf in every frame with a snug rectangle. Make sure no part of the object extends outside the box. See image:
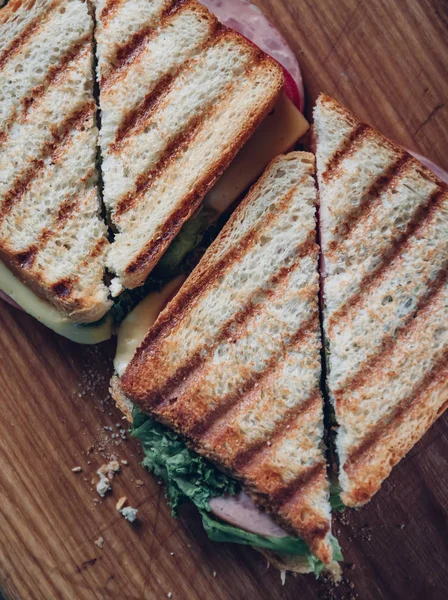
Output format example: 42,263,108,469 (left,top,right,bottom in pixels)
329,481,345,512
130,409,340,576
153,207,218,275
131,408,238,515
112,207,220,324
